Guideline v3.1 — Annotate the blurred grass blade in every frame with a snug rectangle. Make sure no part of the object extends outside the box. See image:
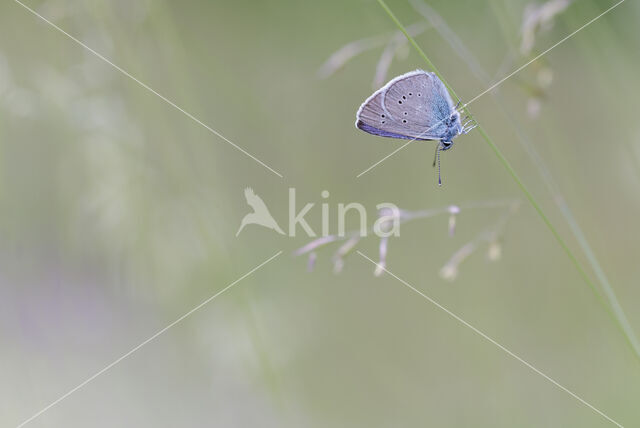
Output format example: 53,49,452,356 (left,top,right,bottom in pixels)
375,0,640,360
410,0,640,361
